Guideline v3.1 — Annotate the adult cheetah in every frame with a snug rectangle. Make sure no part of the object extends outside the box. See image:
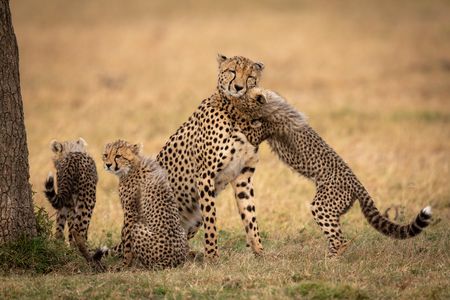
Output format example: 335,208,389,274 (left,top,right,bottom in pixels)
44,137,97,262
229,88,432,256
156,54,265,258
95,140,187,270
